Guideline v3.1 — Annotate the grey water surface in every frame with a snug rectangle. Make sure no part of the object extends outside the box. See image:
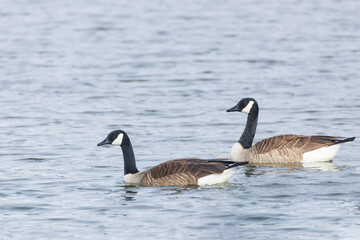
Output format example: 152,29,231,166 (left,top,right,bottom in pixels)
1,0,360,239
